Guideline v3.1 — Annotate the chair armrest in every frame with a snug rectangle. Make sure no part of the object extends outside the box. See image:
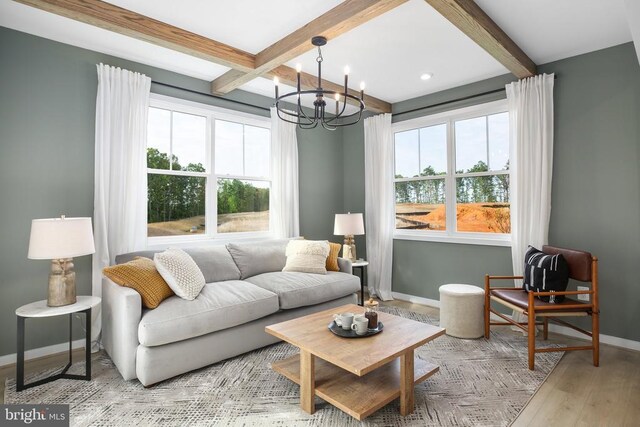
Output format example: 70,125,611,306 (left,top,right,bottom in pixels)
101,278,141,381
532,289,592,296
337,257,352,274
485,275,523,292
